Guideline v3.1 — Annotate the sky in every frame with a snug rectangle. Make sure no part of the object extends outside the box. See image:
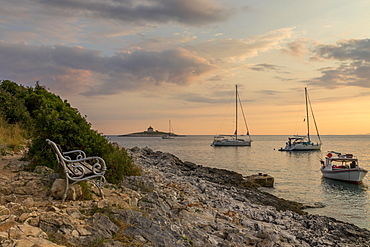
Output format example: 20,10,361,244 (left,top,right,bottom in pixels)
1,0,370,135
